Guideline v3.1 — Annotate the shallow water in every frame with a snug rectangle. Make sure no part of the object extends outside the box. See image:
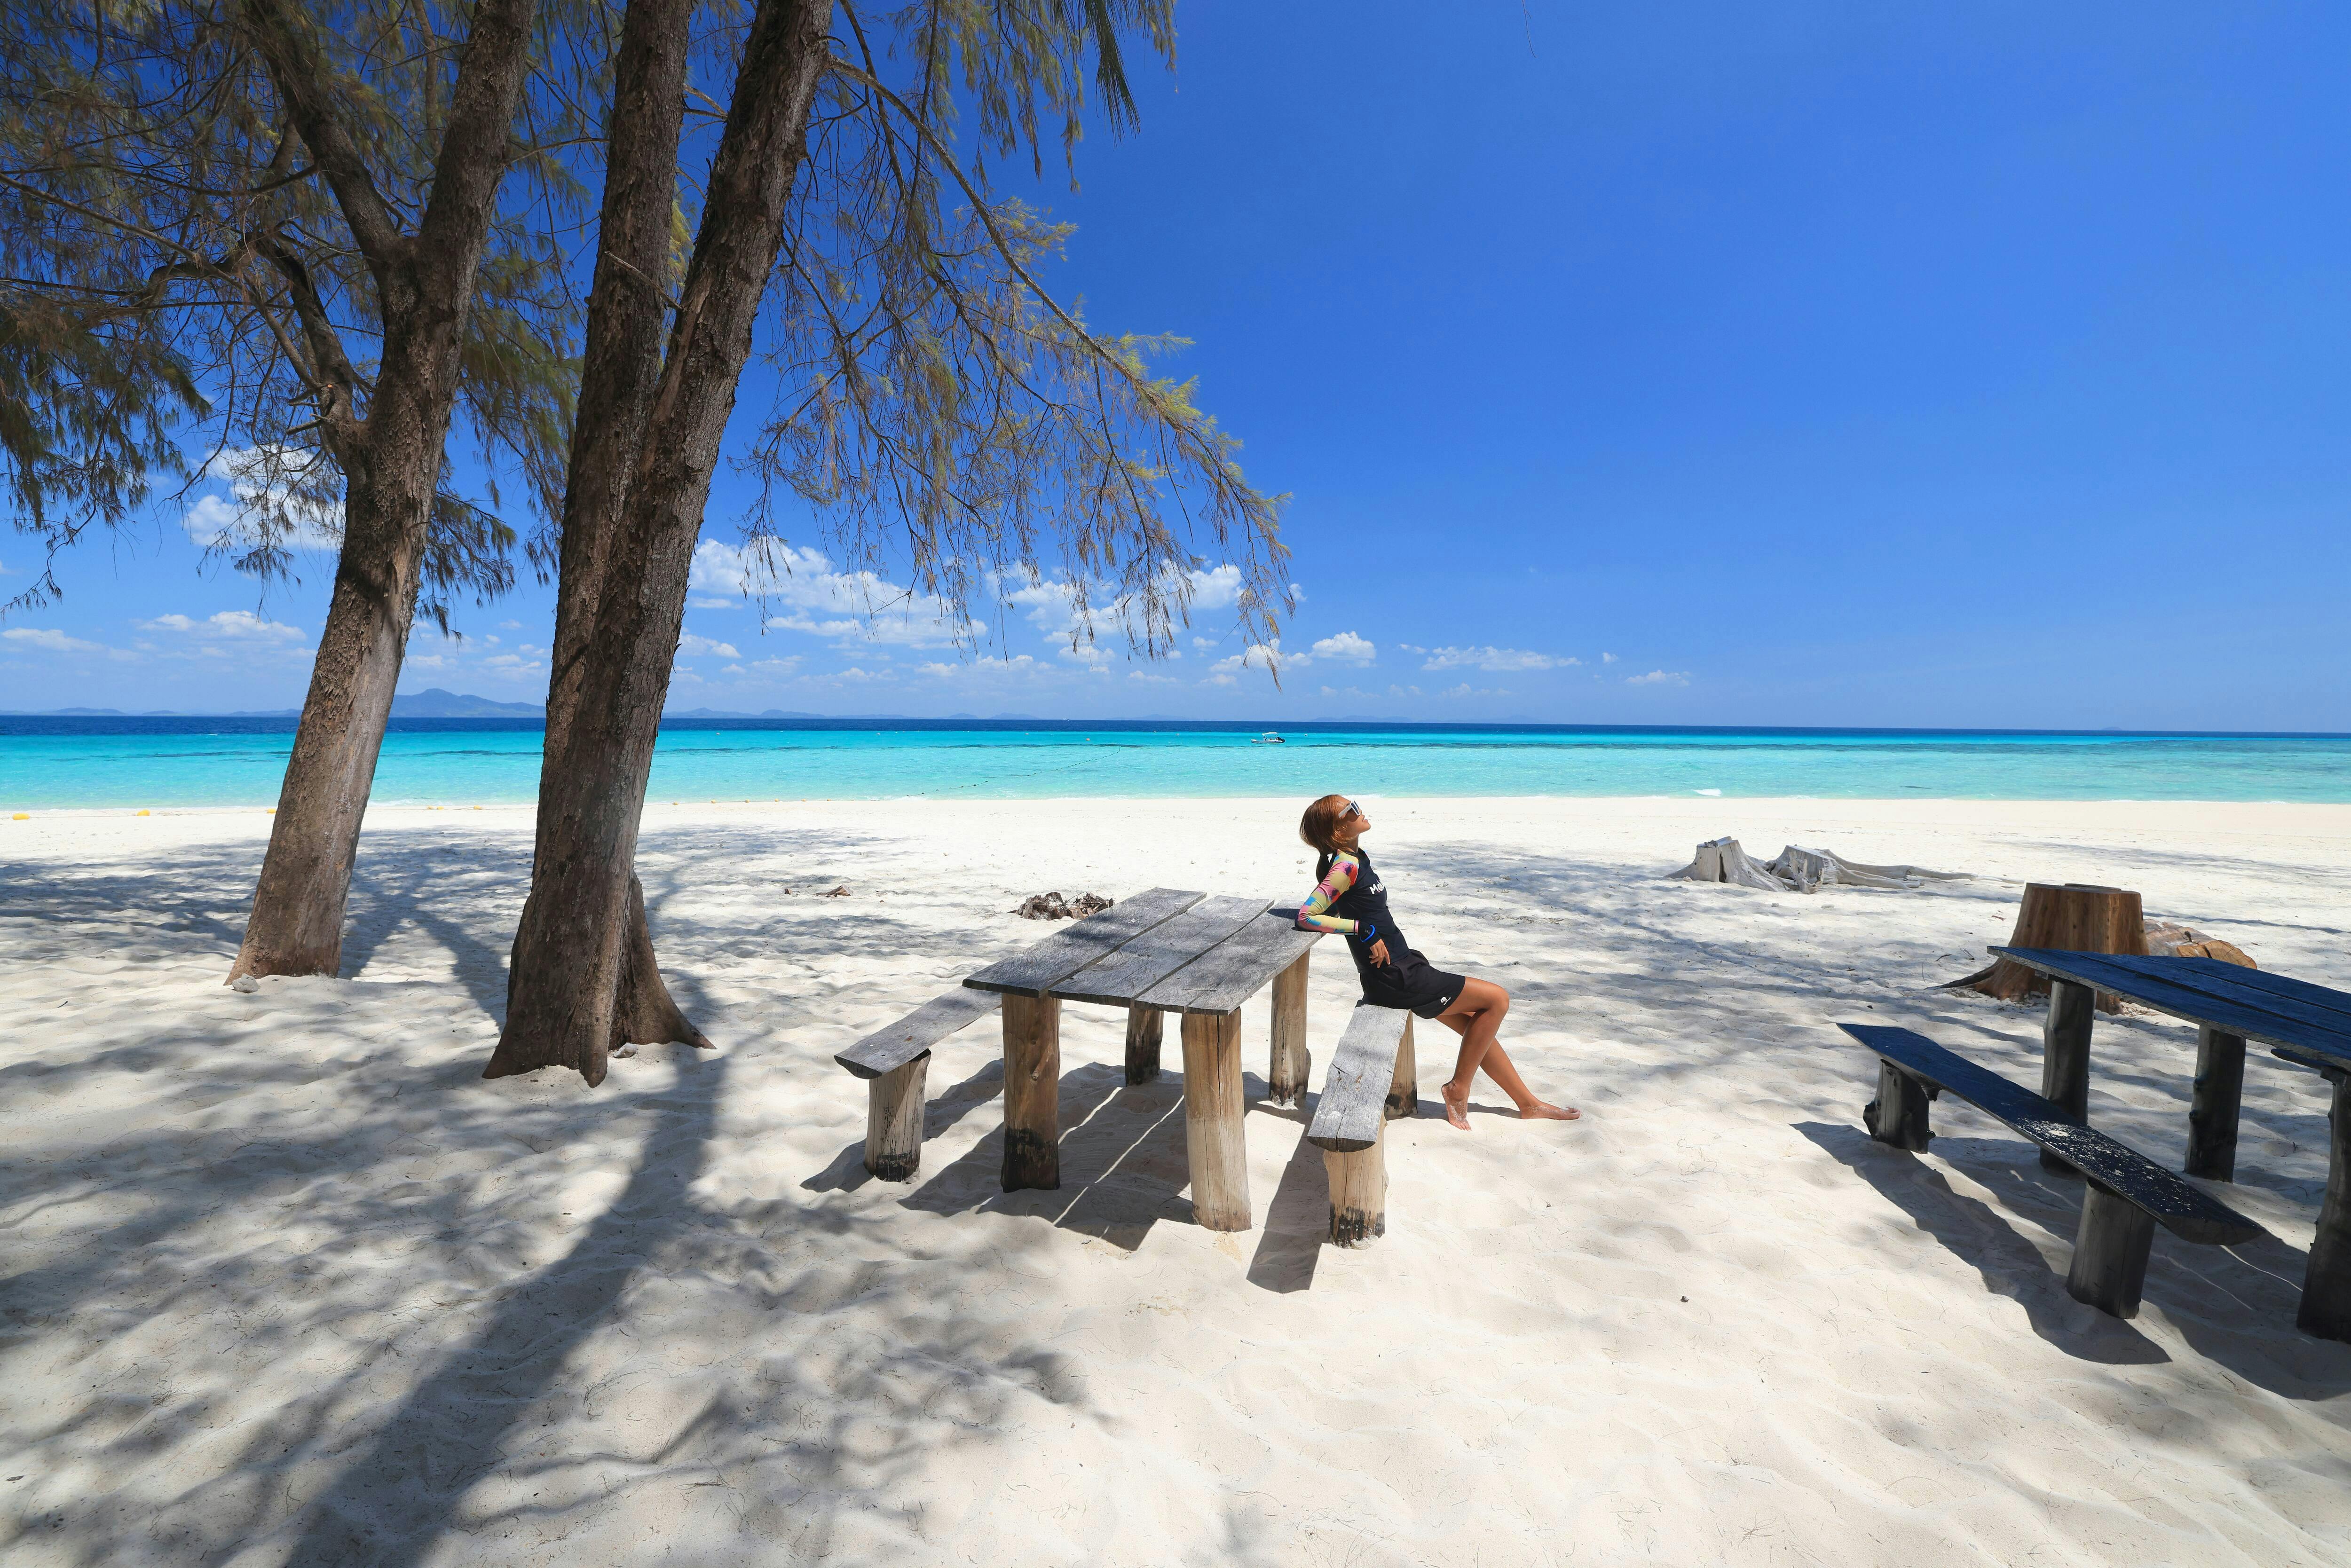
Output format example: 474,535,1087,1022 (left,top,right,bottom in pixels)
4,717,2349,808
